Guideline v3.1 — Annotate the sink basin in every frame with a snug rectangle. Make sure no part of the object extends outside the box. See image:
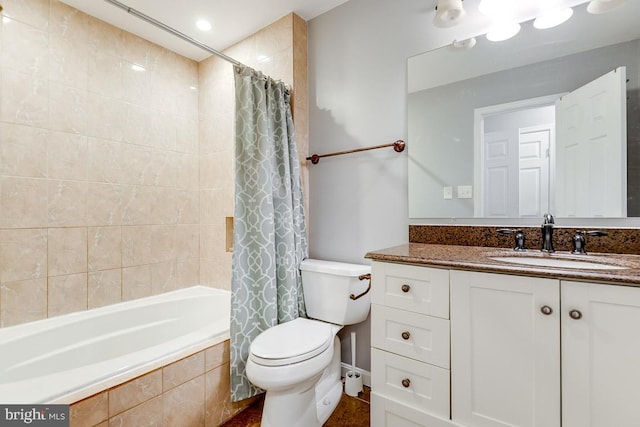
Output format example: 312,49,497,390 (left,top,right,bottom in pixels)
490,256,627,270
